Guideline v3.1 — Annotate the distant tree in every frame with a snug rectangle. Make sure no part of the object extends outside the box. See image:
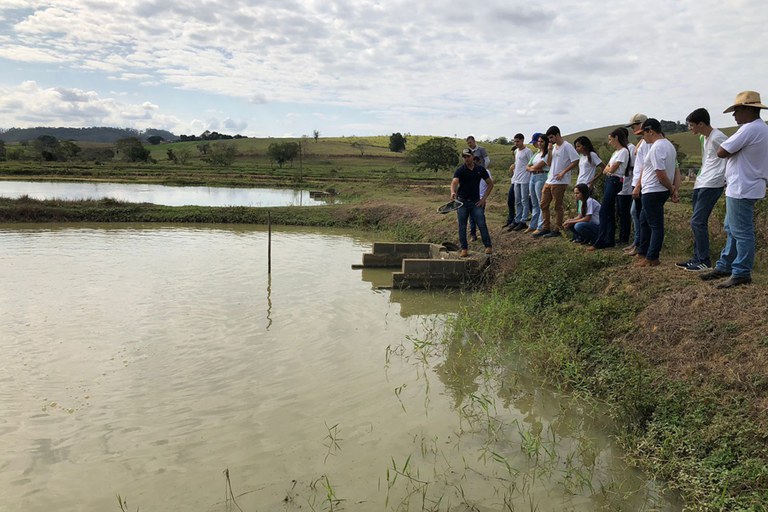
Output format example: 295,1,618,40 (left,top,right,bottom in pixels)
0,140,5,161
351,140,367,156
492,136,510,145
60,140,81,160
313,130,320,143
115,137,151,162
408,137,460,172
388,132,407,152
660,120,687,135
167,148,177,163
204,142,237,166
32,134,62,161
197,142,210,155
176,146,192,165
147,135,164,145
267,142,300,168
